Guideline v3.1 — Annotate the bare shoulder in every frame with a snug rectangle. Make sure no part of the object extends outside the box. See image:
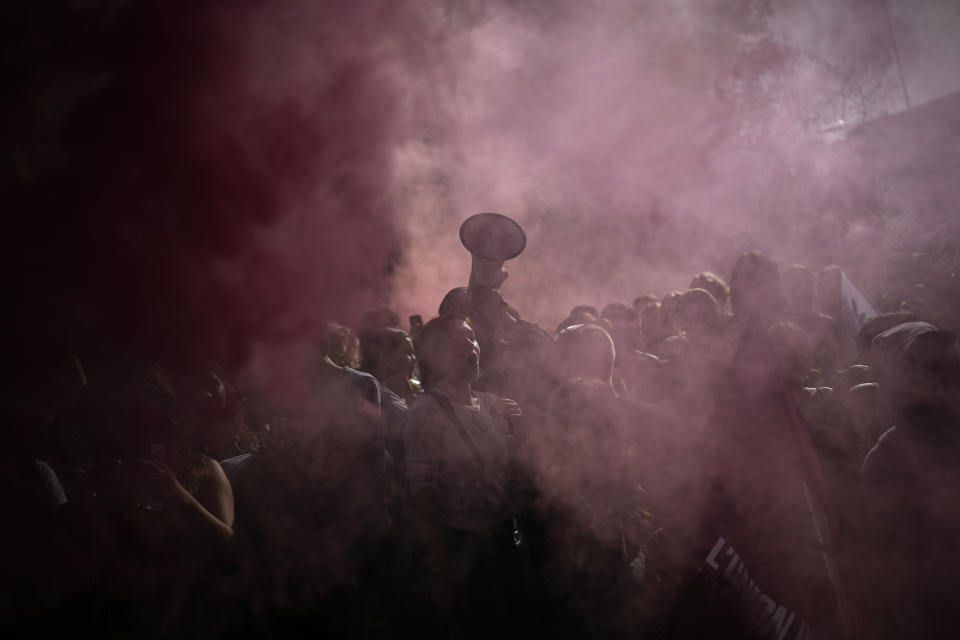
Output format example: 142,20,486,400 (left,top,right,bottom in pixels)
197,453,235,528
